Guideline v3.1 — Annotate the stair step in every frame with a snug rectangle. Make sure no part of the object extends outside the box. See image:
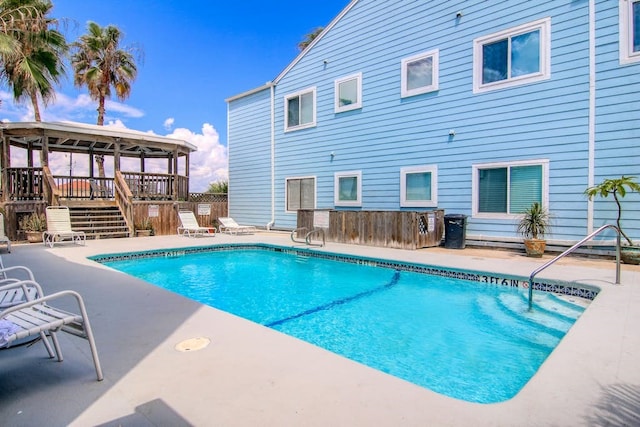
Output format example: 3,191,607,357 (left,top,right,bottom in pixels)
66,204,131,240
